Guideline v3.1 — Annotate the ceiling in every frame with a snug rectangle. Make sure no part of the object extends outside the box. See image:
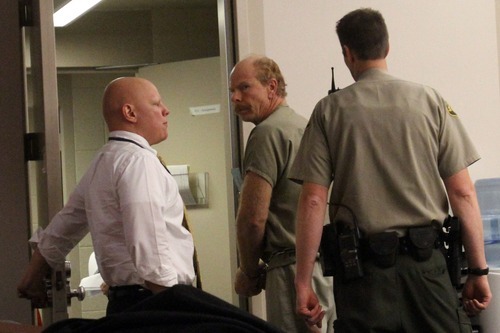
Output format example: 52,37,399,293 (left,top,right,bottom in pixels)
51,0,219,68
52,0,216,34
96,0,210,10
53,0,211,14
